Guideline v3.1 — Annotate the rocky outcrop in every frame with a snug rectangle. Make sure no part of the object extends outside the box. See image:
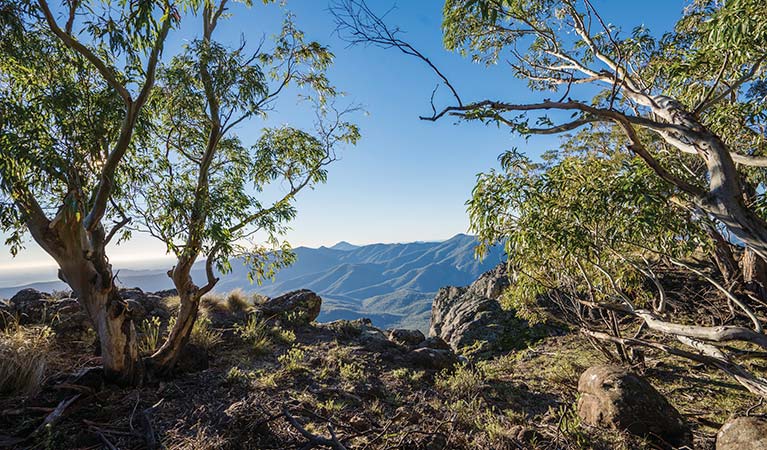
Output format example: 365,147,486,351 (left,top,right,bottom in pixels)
260,289,322,323
577,365,691,448
717,416,767,450
429,263,528,354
